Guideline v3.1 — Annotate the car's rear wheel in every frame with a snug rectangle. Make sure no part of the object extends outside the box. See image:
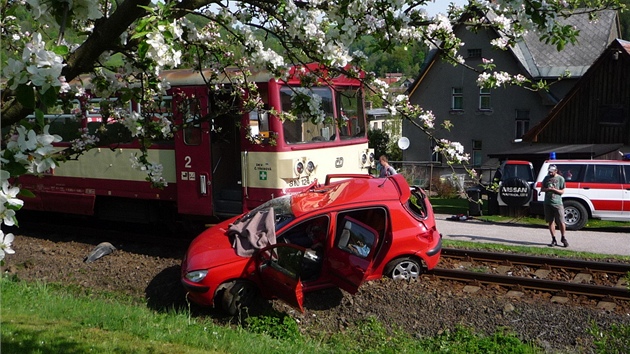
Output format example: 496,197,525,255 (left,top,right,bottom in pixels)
563,200,588,230
221,280,257,315
384,257,422,281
